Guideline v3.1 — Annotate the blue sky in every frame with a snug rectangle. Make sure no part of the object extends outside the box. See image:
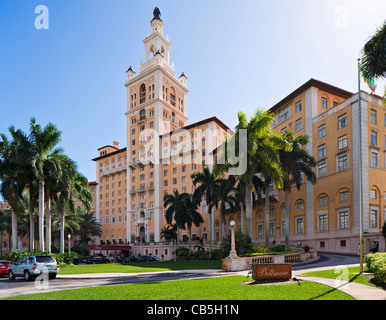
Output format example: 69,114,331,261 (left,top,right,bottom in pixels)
0,0,385,183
